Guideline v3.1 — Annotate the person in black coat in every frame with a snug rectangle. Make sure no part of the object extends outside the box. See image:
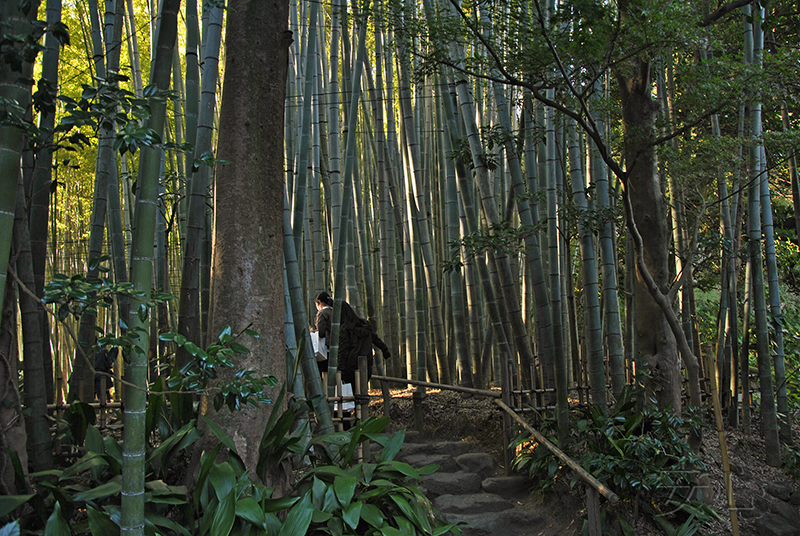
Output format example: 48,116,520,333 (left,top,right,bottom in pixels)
311,291,391,382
